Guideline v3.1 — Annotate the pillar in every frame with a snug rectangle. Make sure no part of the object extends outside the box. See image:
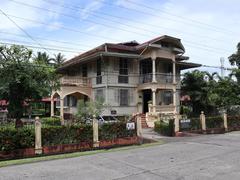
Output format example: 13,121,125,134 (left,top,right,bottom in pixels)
152,57,157,83
172,56,176,84
200,111,206,133
152,89,156,113
223,111,228,132
174,114,180,133
35,117,42,155
60,97,64,125
50,97,54,117
137,114,143,143
173,88,177,113
93,115,99,148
